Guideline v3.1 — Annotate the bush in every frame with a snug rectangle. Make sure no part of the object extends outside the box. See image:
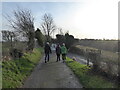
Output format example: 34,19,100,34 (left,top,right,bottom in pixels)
9,48,23,59
69,46,85,56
